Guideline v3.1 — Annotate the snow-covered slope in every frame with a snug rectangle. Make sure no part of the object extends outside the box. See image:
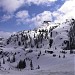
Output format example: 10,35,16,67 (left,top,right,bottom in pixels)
0,19,75,75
